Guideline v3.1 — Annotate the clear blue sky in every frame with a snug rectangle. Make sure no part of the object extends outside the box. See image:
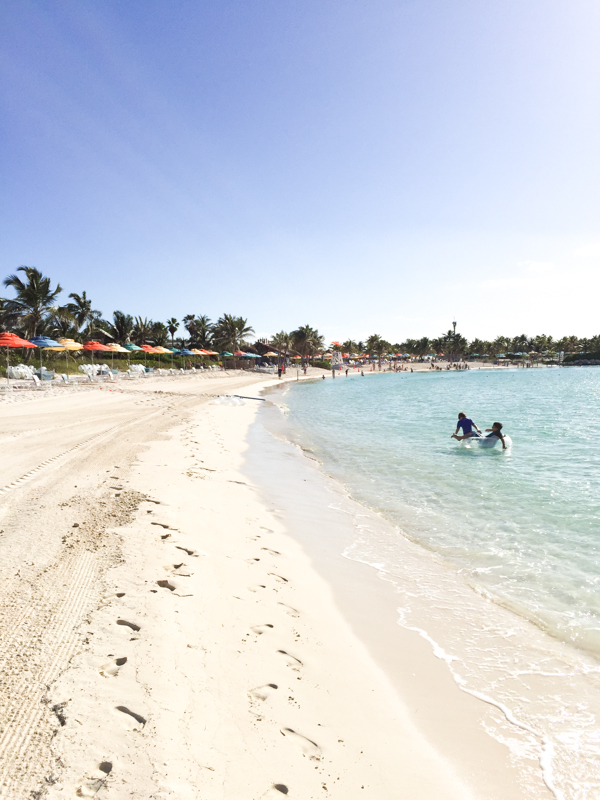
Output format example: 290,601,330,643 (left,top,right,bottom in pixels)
1,0,599,343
